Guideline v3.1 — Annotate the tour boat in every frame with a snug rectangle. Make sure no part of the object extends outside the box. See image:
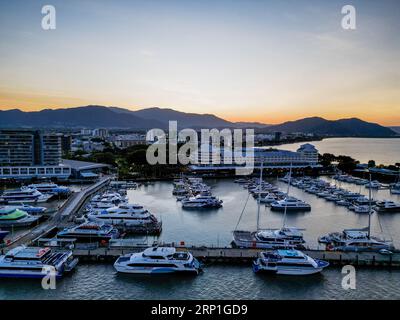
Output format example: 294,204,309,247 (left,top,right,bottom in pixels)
0,207,40,227
233,228,306,249
28,183,71,195
374,200,400,213
57,221,120,242
0,246,78,279
181,195,223,209
270,197,311,212
88,203,160,226
114,247,202,275
0,188,52,204
318,229,394,252
253,249,329,275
